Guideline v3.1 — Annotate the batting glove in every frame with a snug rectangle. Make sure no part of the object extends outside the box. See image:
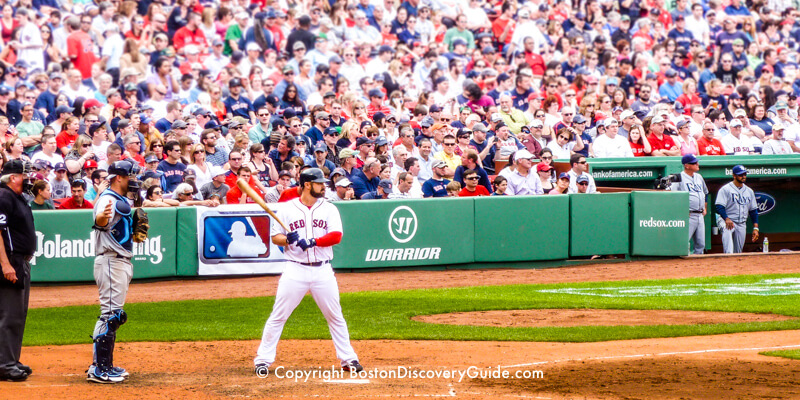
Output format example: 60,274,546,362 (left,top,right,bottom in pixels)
297,238,317,251
286,231,300,245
